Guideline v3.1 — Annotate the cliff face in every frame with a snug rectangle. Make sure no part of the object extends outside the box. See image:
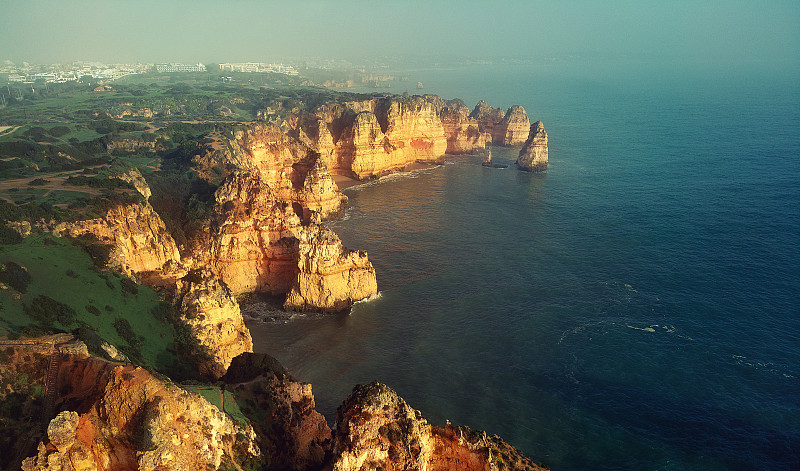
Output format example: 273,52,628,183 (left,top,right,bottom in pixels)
517,121,549,172
222,353,332,471
284,226,378,312
196,123,347,220
174,269,254,379
498,105,531,146
470,102,531,146
195,170,378,311
440,102,488,154
470,101,506,144
330,382,548,471
298,96,448,179
0,336,259,471
289,97,540,178
23,365,260,471
53,201,182,281
199,171,303,296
